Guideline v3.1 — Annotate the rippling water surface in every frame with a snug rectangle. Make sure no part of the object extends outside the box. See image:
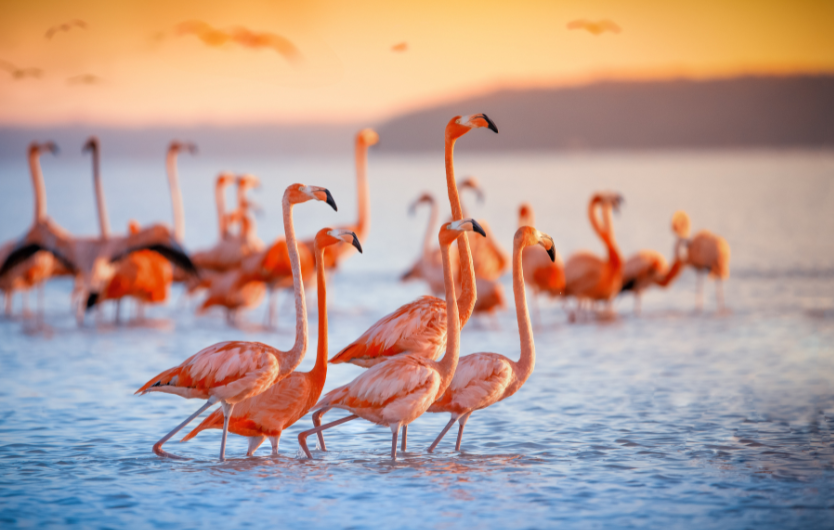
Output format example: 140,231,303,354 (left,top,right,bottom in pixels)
1,150,833,528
